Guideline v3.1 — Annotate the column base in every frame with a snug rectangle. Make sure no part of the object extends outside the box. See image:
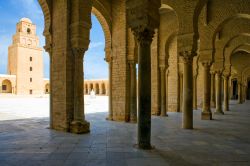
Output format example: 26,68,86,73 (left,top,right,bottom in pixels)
106,117,113,121
160,113,168,117
70,120,90,134
134,143,154,150
211,101,216,108
214,110,224,115
201,111,212,120
130,117,137,123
